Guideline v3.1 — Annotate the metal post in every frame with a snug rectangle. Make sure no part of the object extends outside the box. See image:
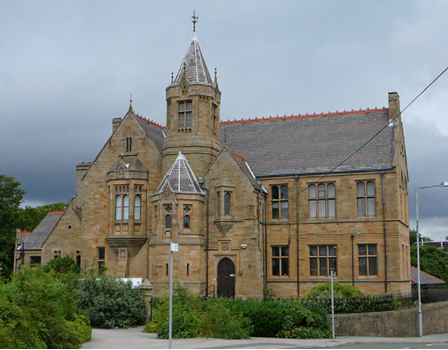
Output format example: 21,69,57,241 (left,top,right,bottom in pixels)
169,249,173,348
415,187,422,337
331,270,336,341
